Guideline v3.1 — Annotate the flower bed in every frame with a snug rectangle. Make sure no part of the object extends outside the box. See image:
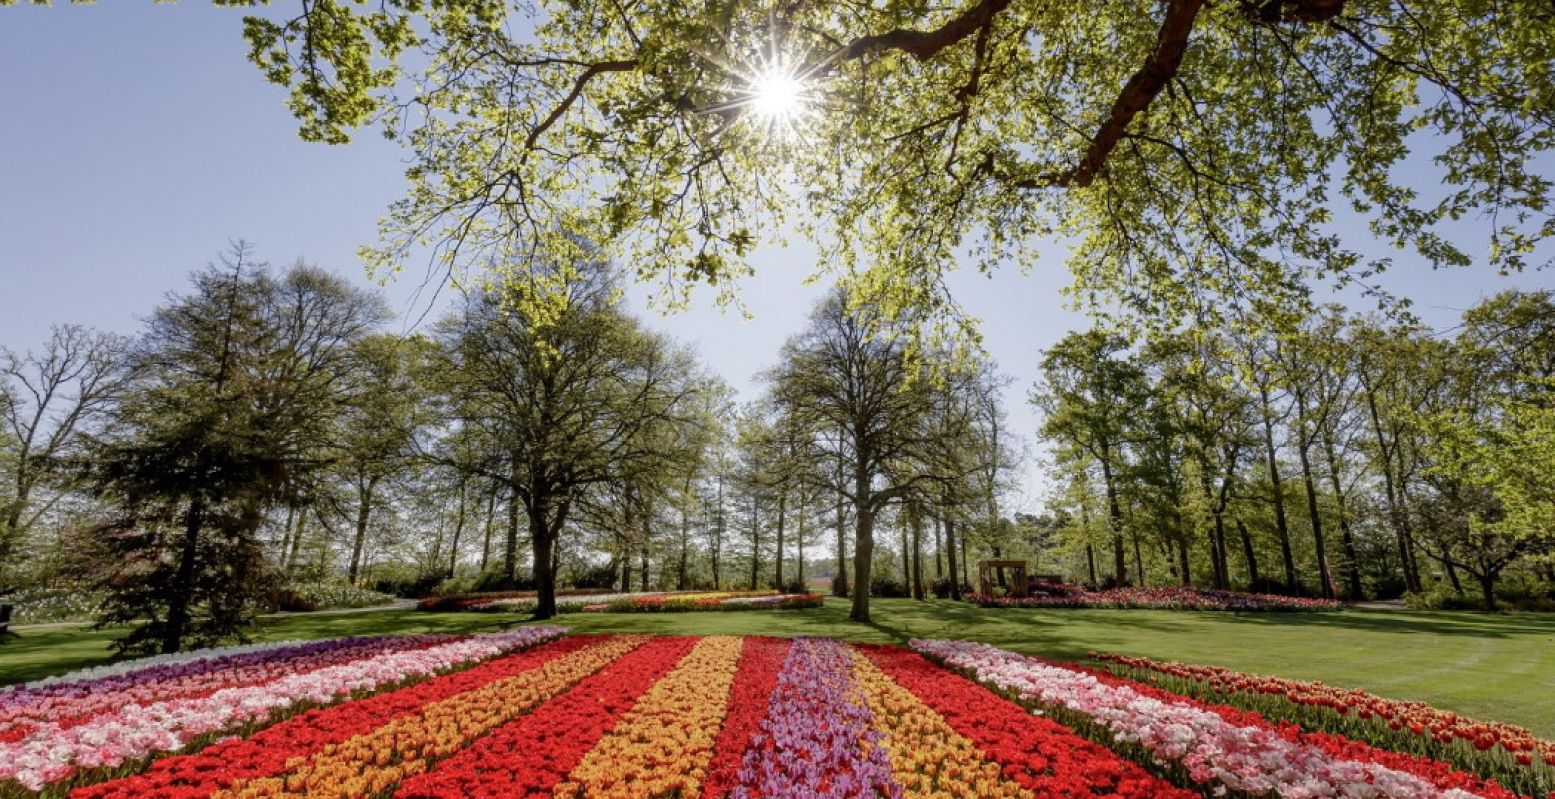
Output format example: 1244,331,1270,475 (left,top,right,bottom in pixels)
6,632,1538,799
915,639,1527,799
414,588,618,612
419,589,823,614
0,626,566,792
1092,652,1555,798
576,591,825,613
969,585,1343,611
